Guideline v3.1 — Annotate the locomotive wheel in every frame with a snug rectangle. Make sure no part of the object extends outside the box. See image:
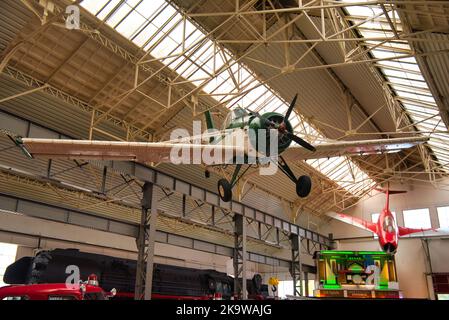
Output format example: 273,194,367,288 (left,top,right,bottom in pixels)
296,175,312,198
217,179,232,202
